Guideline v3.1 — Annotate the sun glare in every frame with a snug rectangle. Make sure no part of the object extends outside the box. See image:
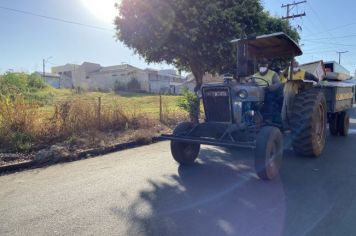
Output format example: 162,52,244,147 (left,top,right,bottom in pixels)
81,0,118,23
